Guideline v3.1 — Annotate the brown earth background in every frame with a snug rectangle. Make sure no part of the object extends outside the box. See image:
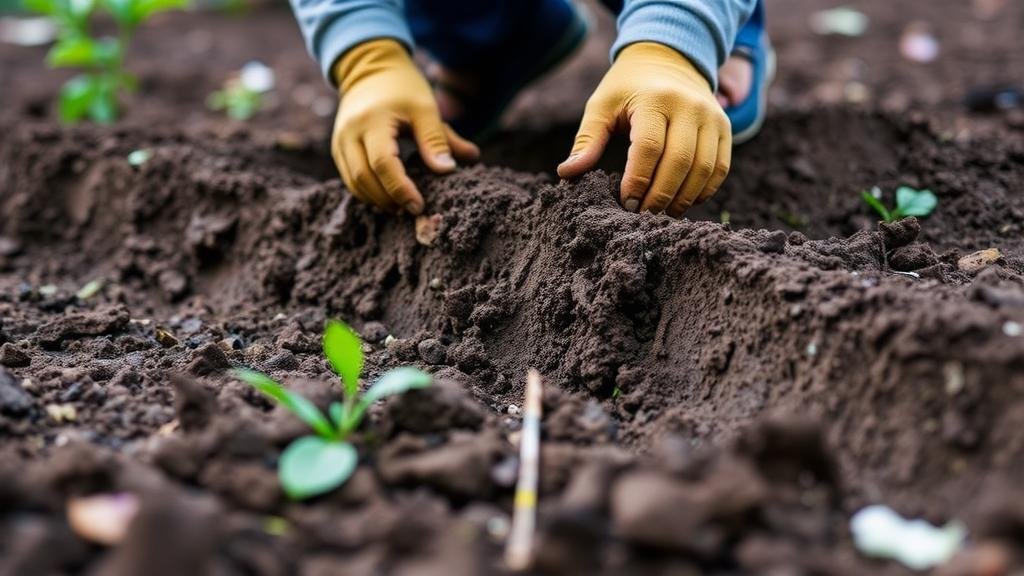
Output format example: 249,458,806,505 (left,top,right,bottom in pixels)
2,0,1024,574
